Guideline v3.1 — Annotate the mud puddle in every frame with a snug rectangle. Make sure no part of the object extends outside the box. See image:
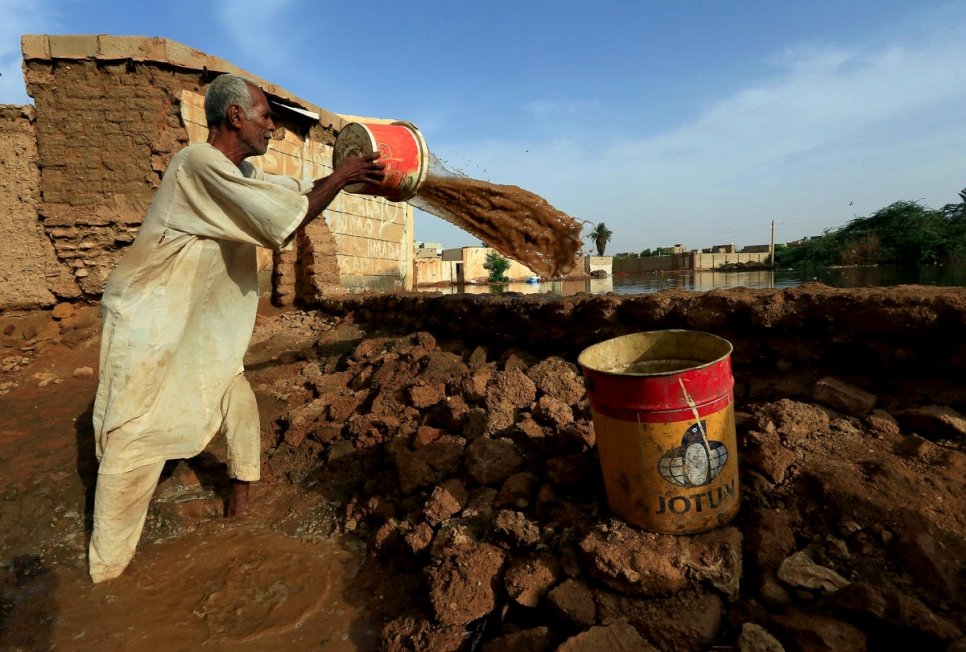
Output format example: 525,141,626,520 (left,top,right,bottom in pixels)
0,478,390,651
